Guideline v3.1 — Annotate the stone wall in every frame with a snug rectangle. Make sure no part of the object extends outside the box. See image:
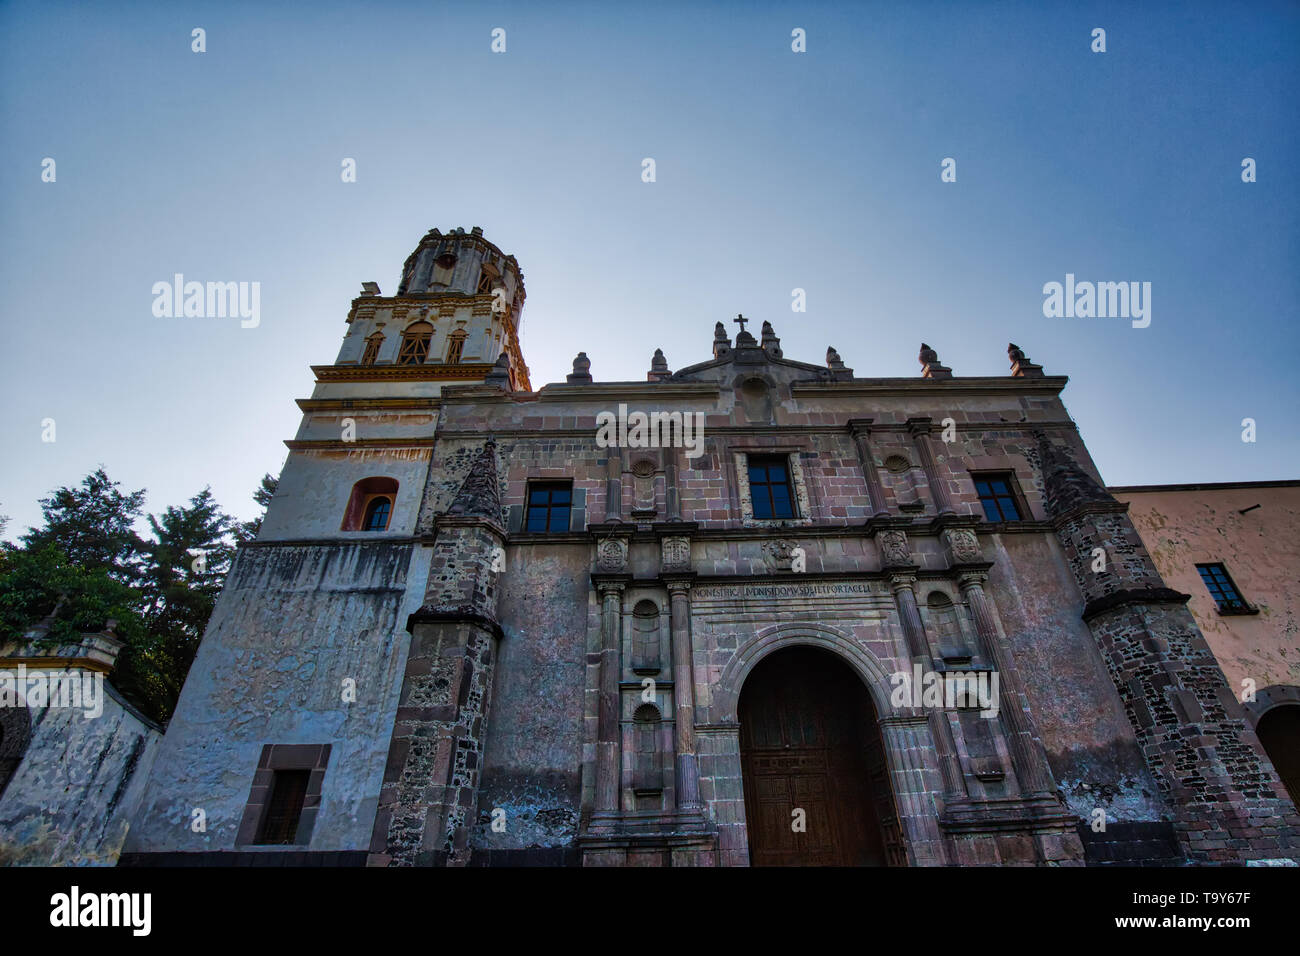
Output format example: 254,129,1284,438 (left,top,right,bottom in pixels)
0,677,161,866
122,541,426,855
